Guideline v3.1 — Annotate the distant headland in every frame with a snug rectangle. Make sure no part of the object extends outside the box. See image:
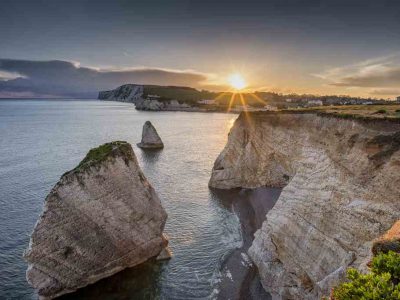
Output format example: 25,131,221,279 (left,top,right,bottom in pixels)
98,84,400,113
